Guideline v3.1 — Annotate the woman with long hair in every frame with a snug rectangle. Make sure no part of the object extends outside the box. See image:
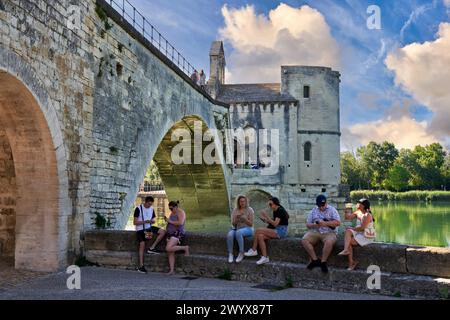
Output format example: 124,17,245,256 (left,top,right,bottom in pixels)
164,200,189,275
338,198,376,270
226,195,254,263
244,196,289,265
